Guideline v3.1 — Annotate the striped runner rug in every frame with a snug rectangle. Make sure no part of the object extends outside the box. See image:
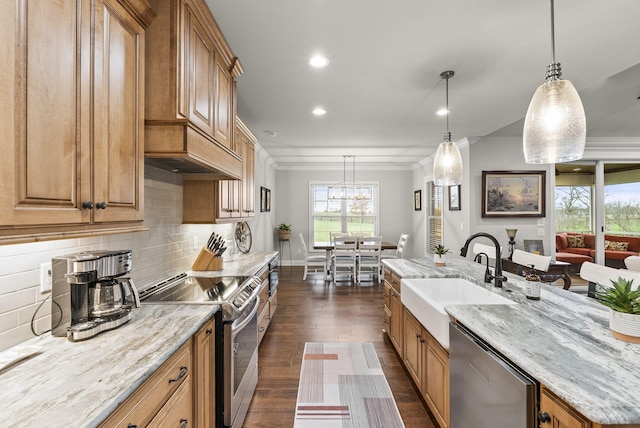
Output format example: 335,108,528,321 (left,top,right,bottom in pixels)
294,342,405,428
